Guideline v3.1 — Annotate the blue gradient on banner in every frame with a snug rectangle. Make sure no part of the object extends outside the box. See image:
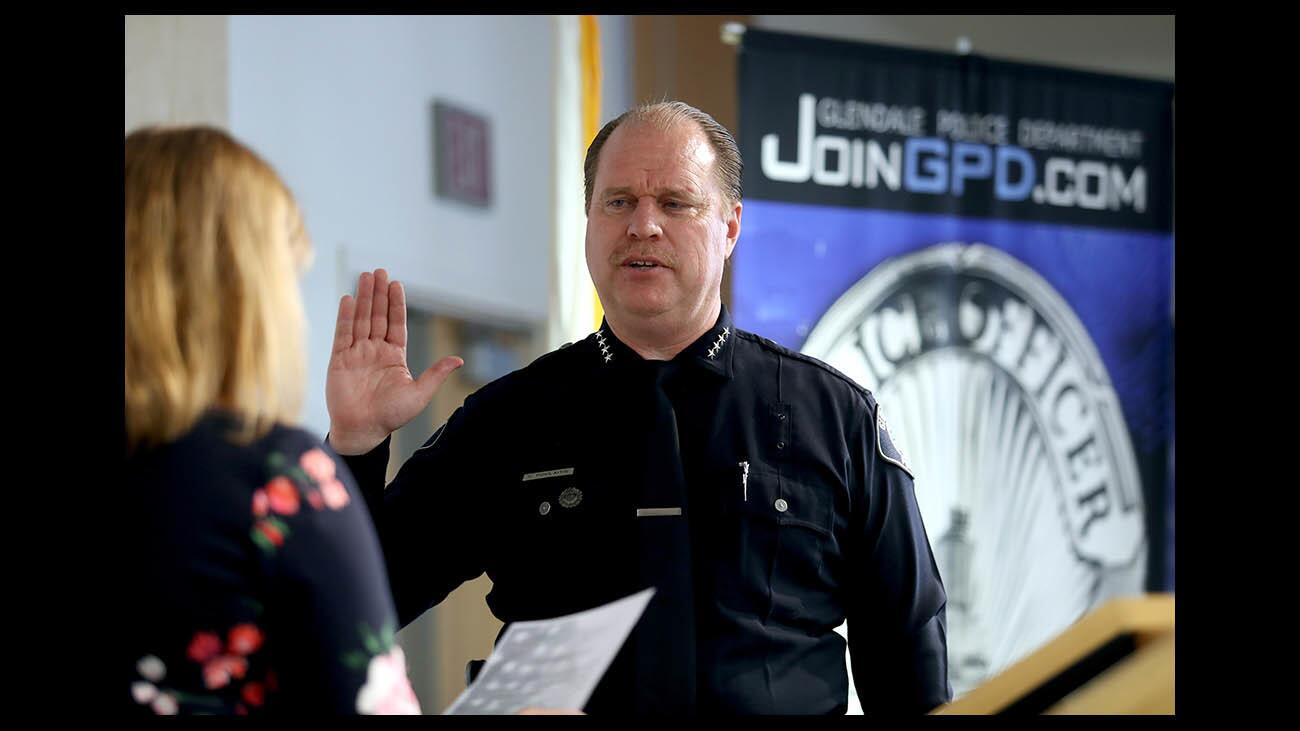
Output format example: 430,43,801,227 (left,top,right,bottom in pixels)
732,198,1174,589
